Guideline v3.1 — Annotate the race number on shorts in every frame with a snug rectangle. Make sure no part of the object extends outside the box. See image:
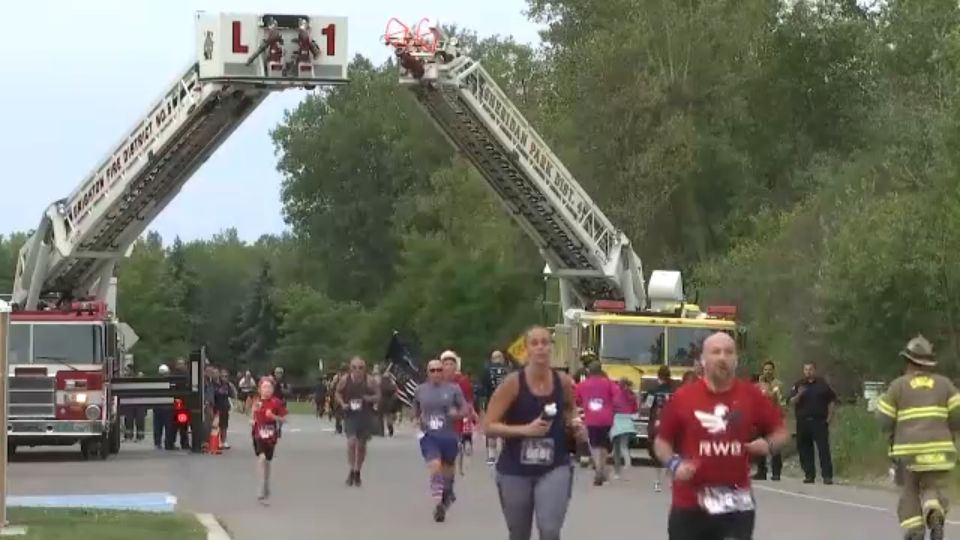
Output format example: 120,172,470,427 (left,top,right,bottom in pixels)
520,438,555,465
698,487,755,515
